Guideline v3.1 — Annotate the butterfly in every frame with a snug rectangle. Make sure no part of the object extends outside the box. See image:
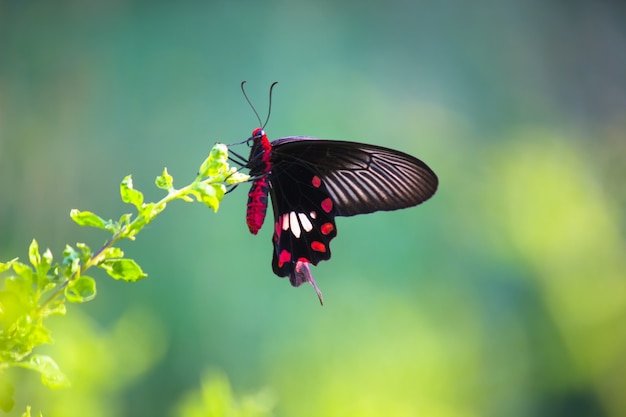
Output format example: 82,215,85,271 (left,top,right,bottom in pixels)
230,82,438,304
